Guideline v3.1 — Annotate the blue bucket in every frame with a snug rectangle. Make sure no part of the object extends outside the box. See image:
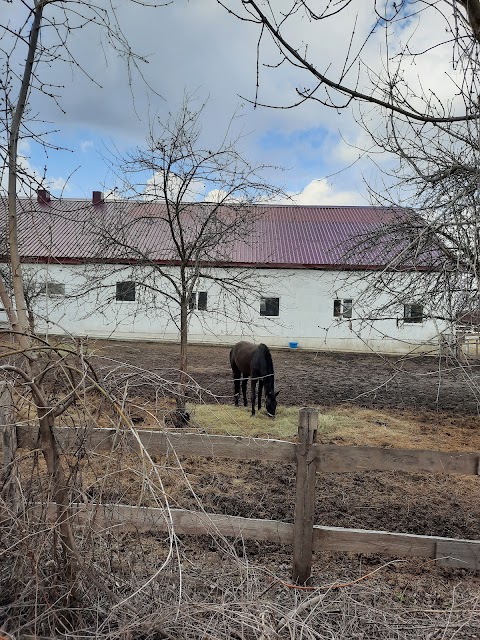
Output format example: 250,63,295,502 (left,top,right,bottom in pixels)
289,341,299,349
